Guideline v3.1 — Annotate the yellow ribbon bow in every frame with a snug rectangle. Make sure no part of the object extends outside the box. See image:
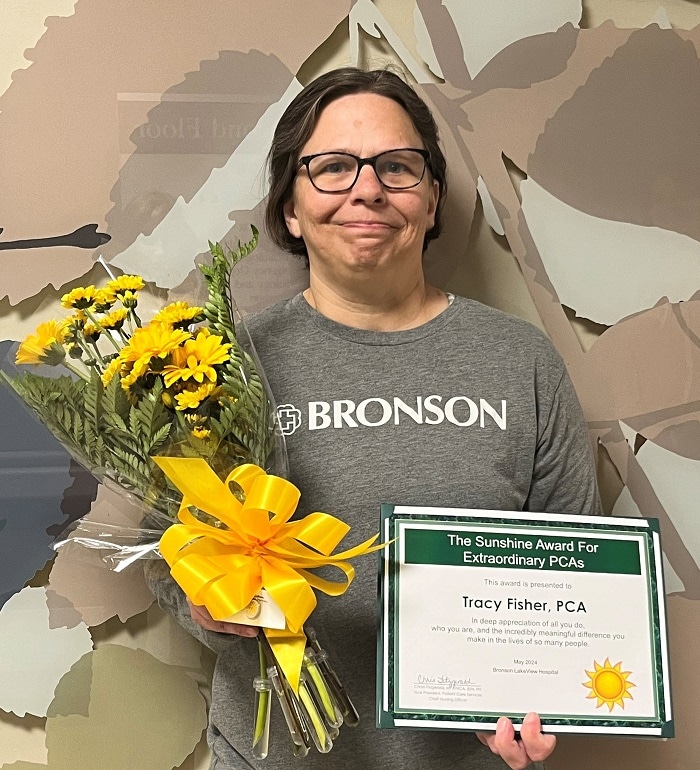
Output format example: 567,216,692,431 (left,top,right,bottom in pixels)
153,457,384,692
